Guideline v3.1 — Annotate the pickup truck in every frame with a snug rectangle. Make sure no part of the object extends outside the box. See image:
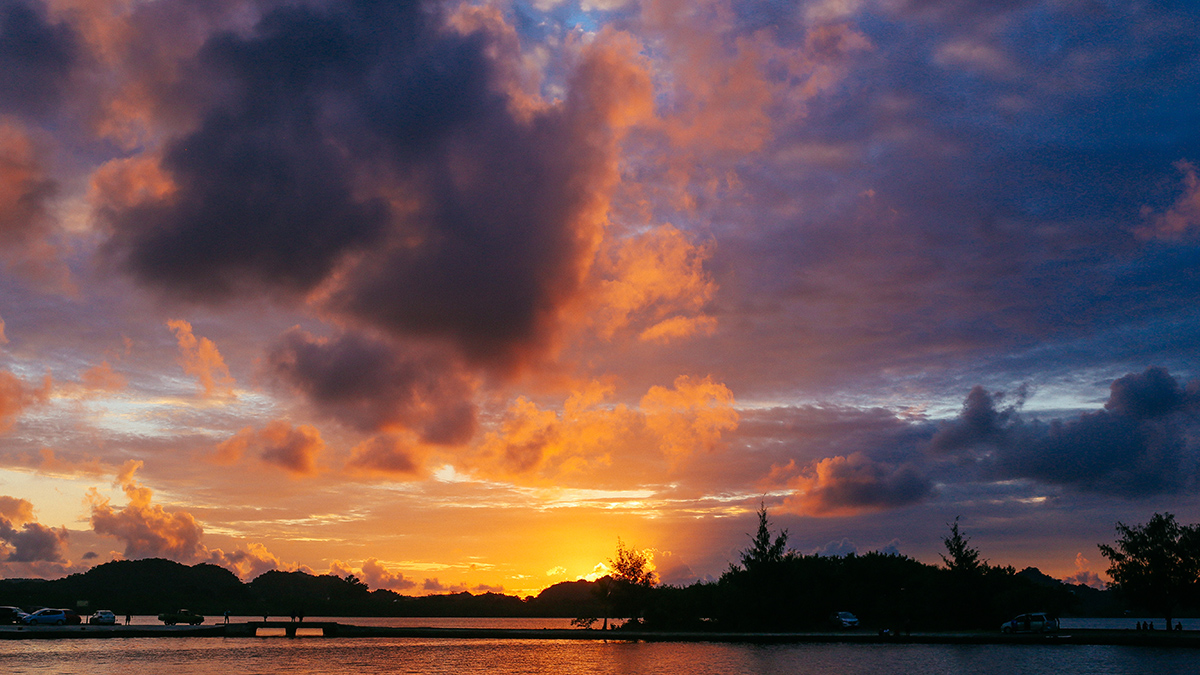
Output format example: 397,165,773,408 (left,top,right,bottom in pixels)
158,609,204,625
